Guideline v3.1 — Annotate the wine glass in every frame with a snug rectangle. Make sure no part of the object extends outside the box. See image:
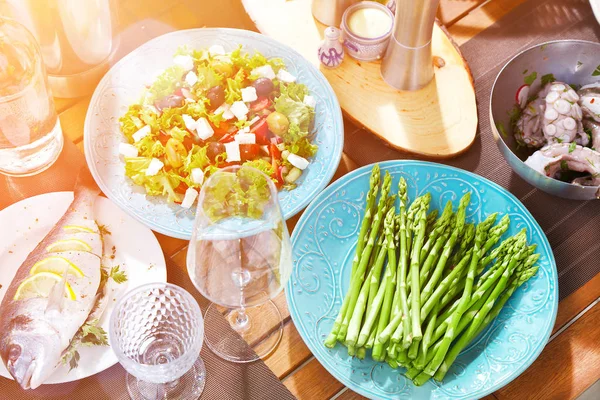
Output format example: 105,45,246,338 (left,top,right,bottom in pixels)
109,283,206,400
187,165,292,363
